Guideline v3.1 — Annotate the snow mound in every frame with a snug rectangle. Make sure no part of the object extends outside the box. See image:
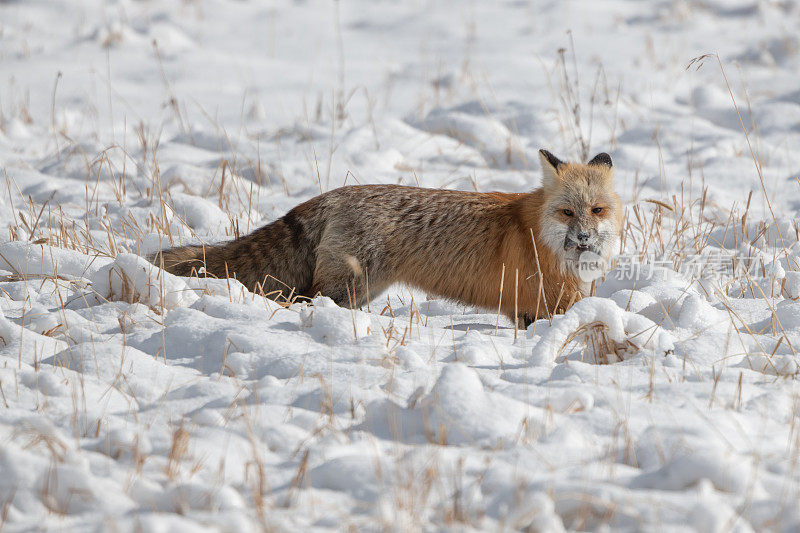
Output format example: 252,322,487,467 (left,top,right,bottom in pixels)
414,105,530,169
530,297,675,365
299,296,372,343
0,241,111,280
362,363,536,446
0,314,67,364
90,253,199,310
735,352,799,376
